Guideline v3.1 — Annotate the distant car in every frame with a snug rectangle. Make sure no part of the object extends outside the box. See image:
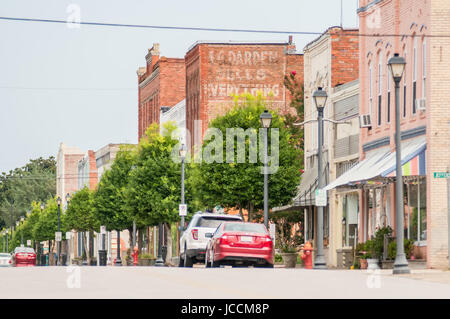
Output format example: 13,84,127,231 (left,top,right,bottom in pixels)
179,212,243,267
0,253,12,267
205,221,274,268
12,247,36,267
